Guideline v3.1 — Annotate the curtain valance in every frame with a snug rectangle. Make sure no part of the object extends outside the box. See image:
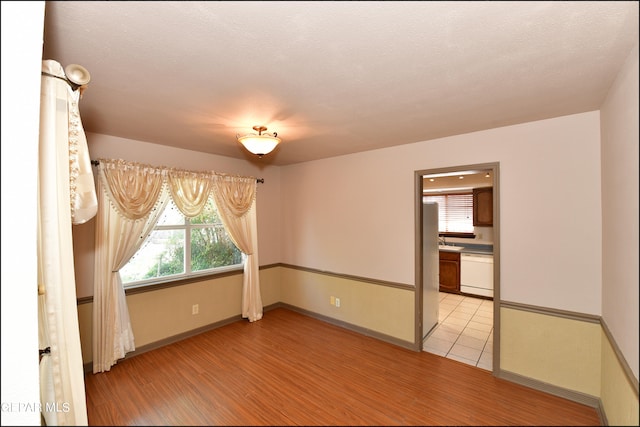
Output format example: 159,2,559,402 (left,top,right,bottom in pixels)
97,158,257,219
213,173,258,219
99,159,165,220
168,170,213,218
